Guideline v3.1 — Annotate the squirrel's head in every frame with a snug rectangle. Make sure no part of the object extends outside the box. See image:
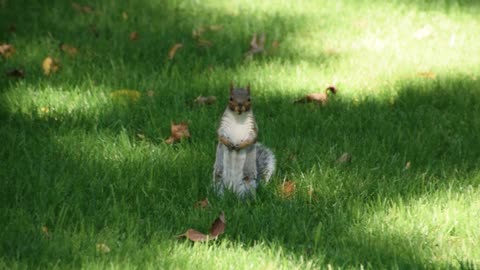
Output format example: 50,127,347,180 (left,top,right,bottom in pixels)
228,83,251,115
